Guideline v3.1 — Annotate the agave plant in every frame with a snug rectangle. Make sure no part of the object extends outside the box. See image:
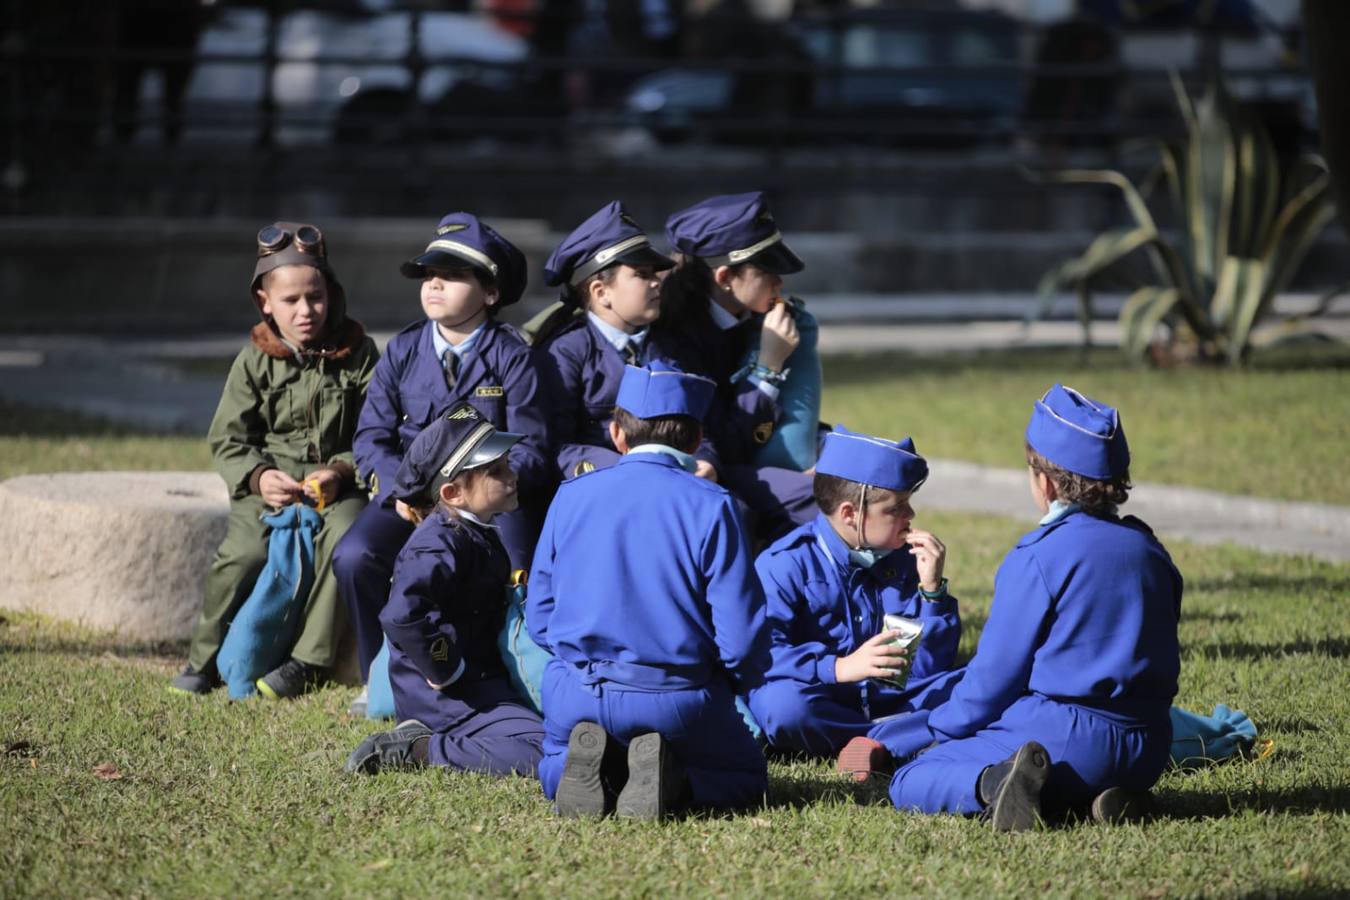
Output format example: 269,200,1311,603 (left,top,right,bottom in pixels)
1031,77,1340,365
